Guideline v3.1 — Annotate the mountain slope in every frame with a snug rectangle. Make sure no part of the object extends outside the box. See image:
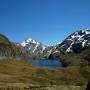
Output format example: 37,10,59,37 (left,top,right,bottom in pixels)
0,34,14,57
0,34,26,59
57,30,90,53
20,30,90,59
21,38,46,54
0,29,87,60
21,38,60,59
